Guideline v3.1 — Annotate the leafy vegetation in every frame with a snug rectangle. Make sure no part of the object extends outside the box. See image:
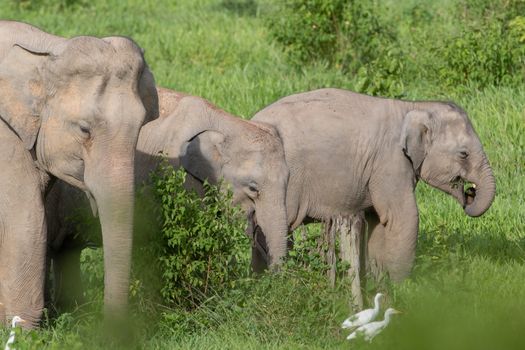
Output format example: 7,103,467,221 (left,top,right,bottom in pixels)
0,0,524,349
266,0,525,95
150,160,249,308
435,0,525,89
265,0,404,96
